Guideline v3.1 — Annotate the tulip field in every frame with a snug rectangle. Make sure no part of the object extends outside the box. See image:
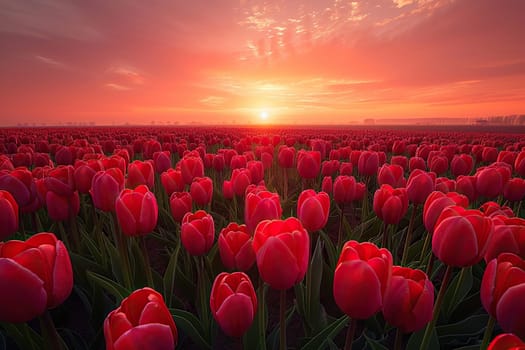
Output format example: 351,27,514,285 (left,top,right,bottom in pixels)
1,125,525,350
